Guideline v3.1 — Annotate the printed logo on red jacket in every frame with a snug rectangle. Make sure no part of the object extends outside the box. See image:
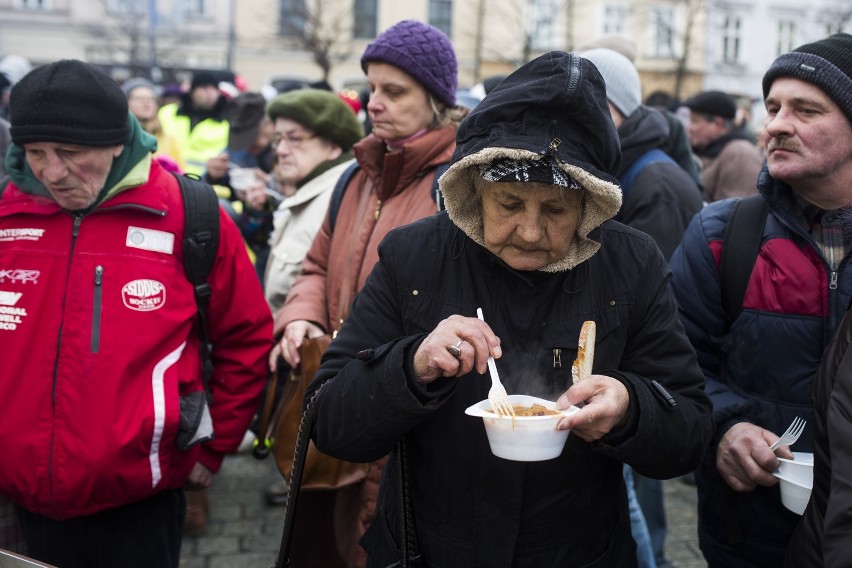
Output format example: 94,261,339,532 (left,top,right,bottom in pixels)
122,279,166,312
